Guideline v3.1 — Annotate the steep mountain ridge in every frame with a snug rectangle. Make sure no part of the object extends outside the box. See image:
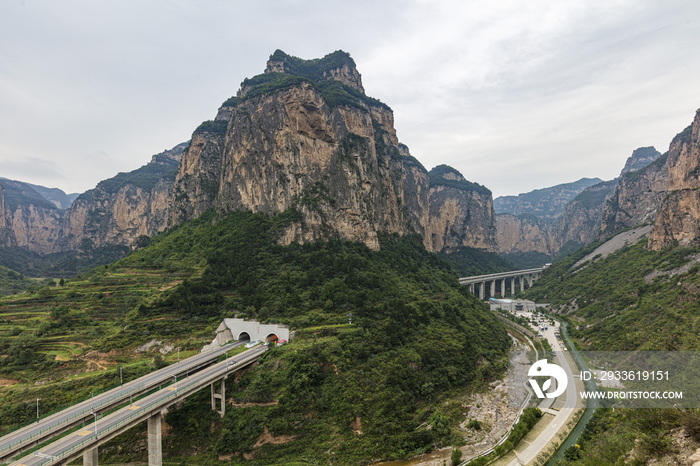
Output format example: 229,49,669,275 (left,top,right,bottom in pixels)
171,50,497,252
494,177,602,219
648,110,700,250
0,143,186,257
0,50,498,267
497,147,663,262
